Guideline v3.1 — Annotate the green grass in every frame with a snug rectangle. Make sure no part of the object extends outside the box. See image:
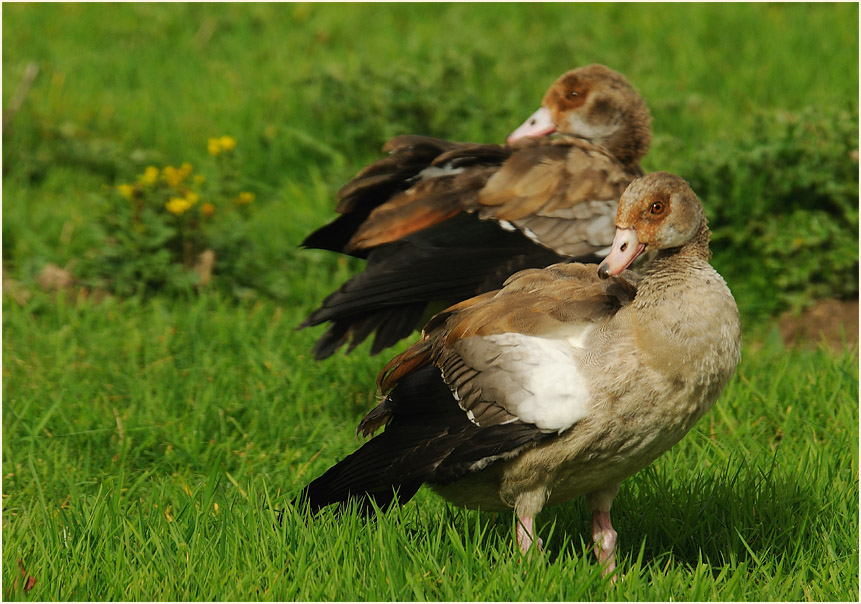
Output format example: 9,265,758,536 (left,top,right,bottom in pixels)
2,3,859,601
3,293,858,601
